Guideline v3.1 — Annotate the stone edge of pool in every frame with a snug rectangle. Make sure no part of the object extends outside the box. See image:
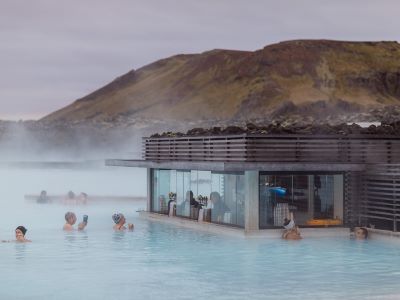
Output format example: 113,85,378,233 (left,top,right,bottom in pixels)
138,212,350,239
139,212,400,242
